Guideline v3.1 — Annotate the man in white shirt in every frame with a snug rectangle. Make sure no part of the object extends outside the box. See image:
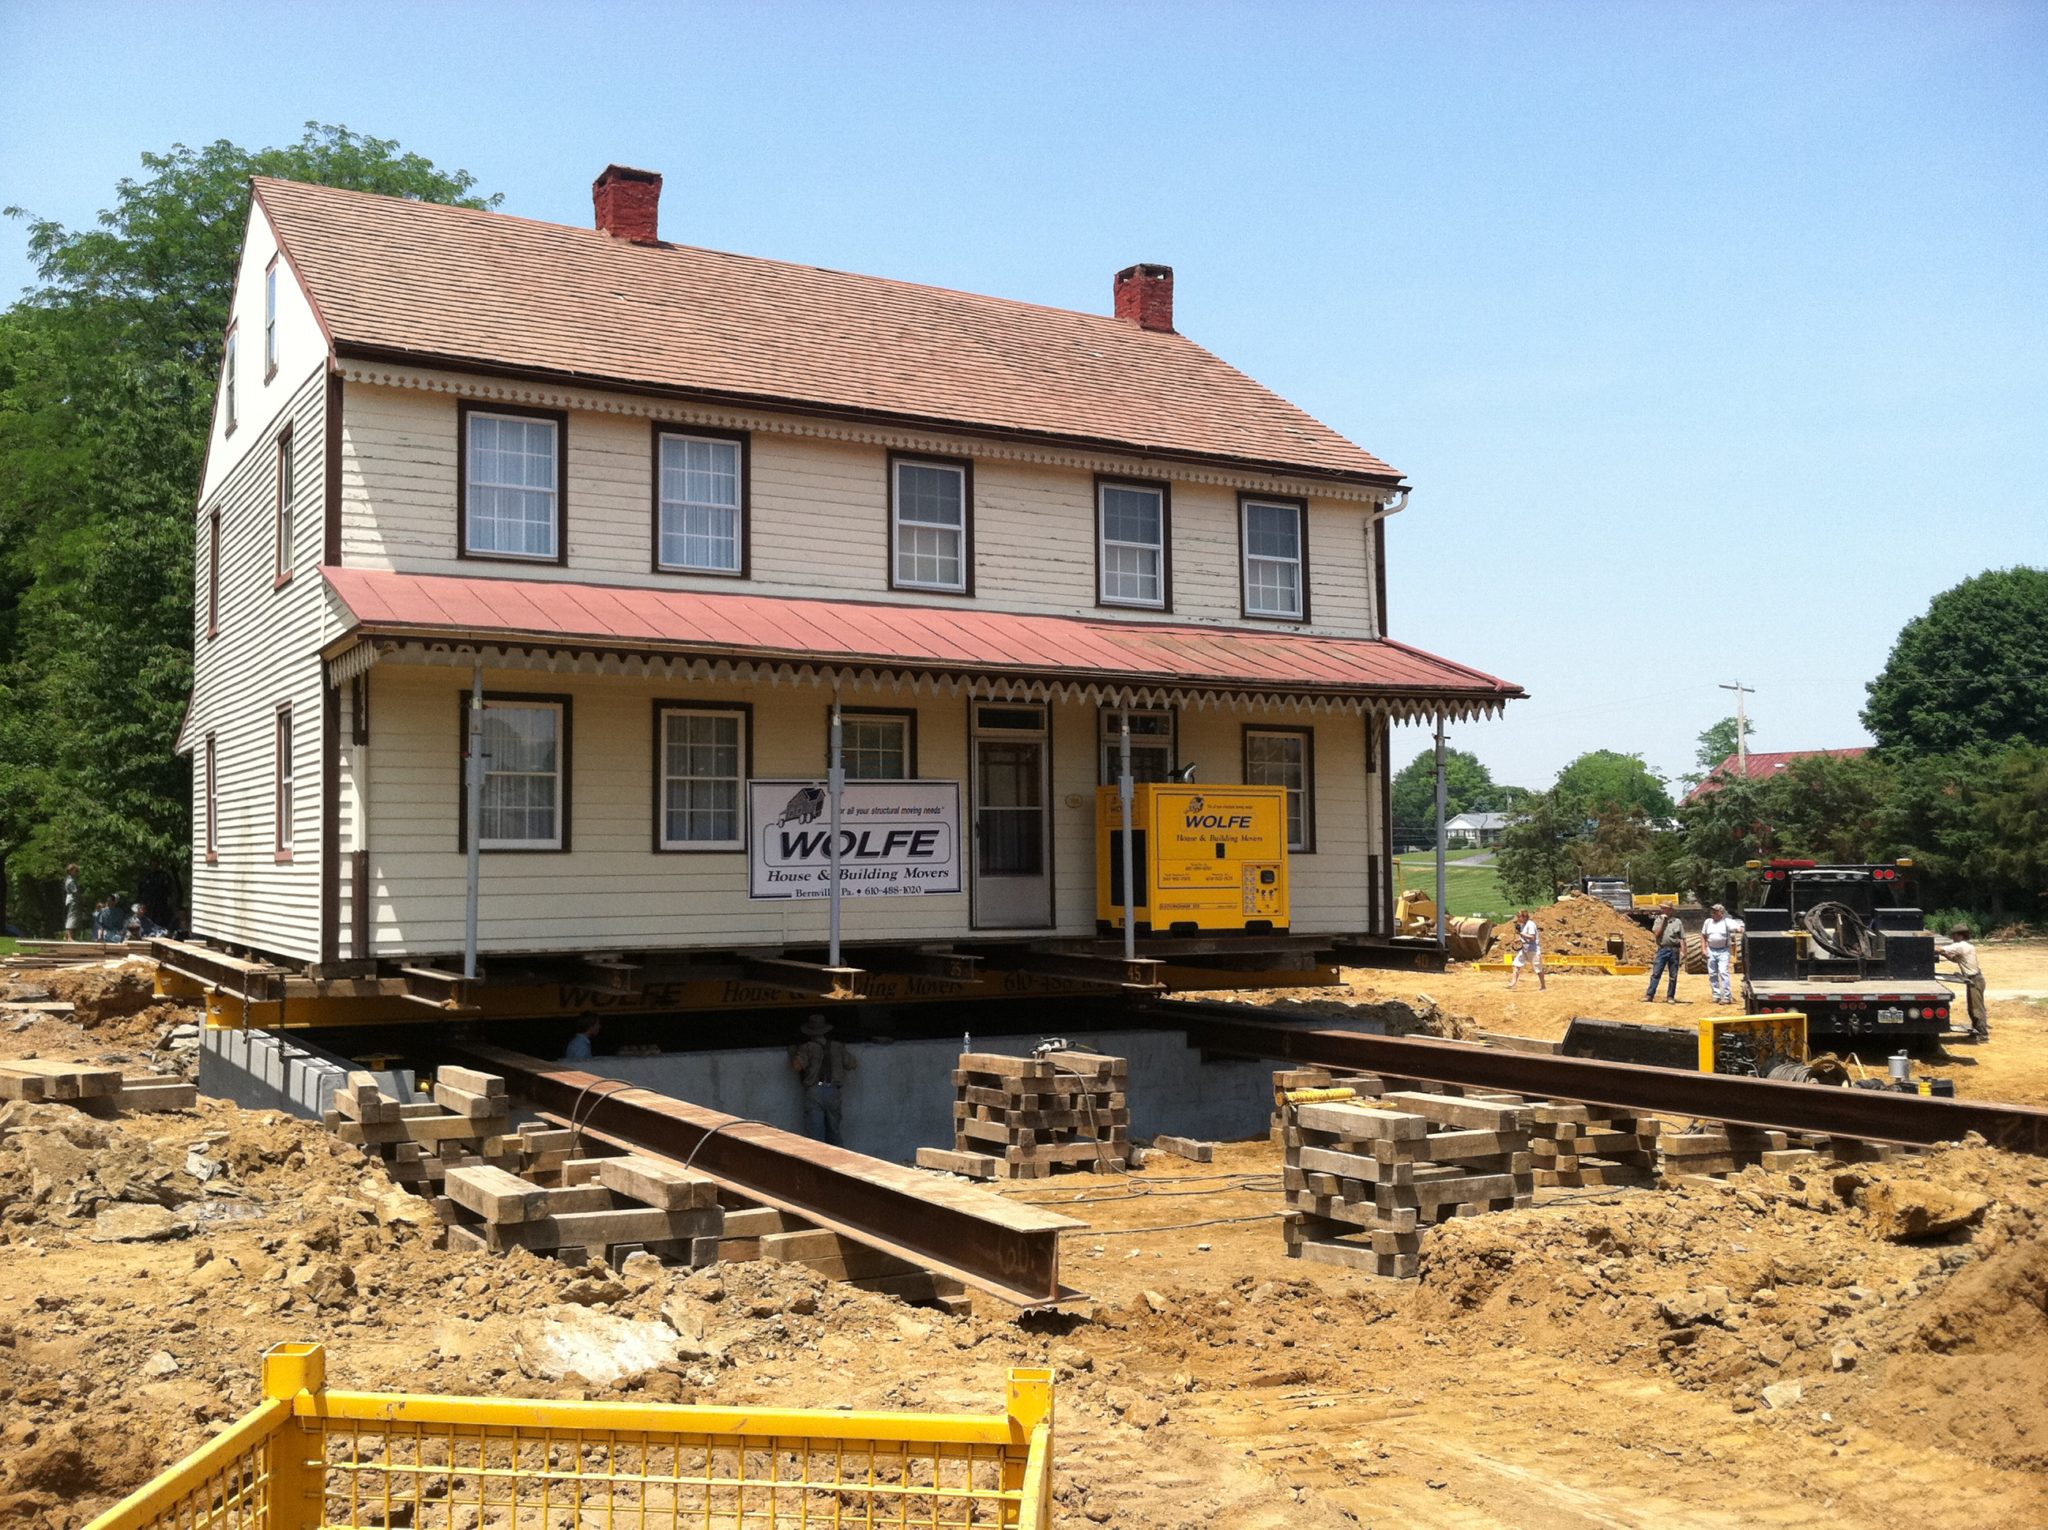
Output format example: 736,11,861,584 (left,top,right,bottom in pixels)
1700,903,1740,1005
1935,924,1988,1042
1506,908,1546,990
